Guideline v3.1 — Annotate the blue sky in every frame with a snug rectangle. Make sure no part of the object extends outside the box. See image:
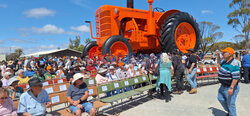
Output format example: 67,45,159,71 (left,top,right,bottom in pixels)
0,0,237,55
